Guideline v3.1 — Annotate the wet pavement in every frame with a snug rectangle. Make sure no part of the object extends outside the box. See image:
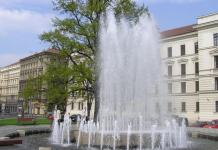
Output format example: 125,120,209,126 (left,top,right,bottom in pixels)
0,133,218,150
